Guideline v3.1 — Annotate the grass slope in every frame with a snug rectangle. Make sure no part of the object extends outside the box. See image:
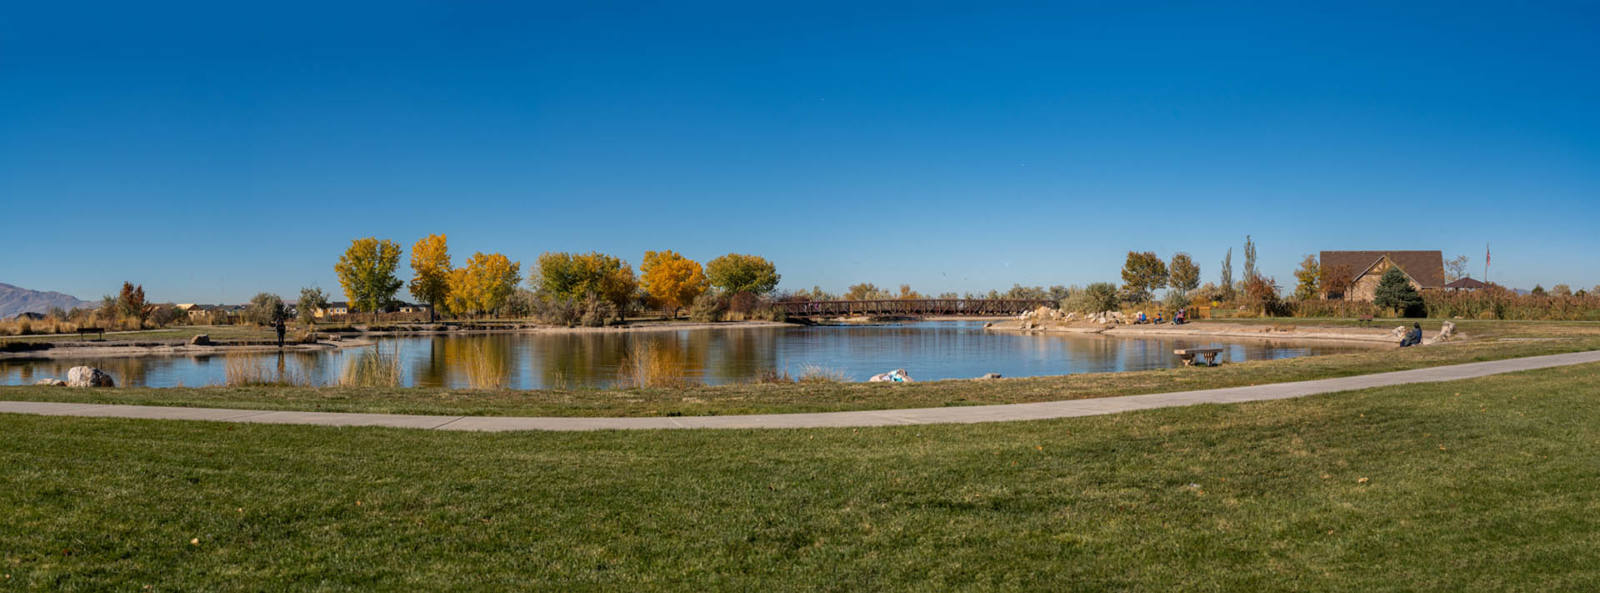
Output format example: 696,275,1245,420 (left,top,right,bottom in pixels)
3,362,1598,591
